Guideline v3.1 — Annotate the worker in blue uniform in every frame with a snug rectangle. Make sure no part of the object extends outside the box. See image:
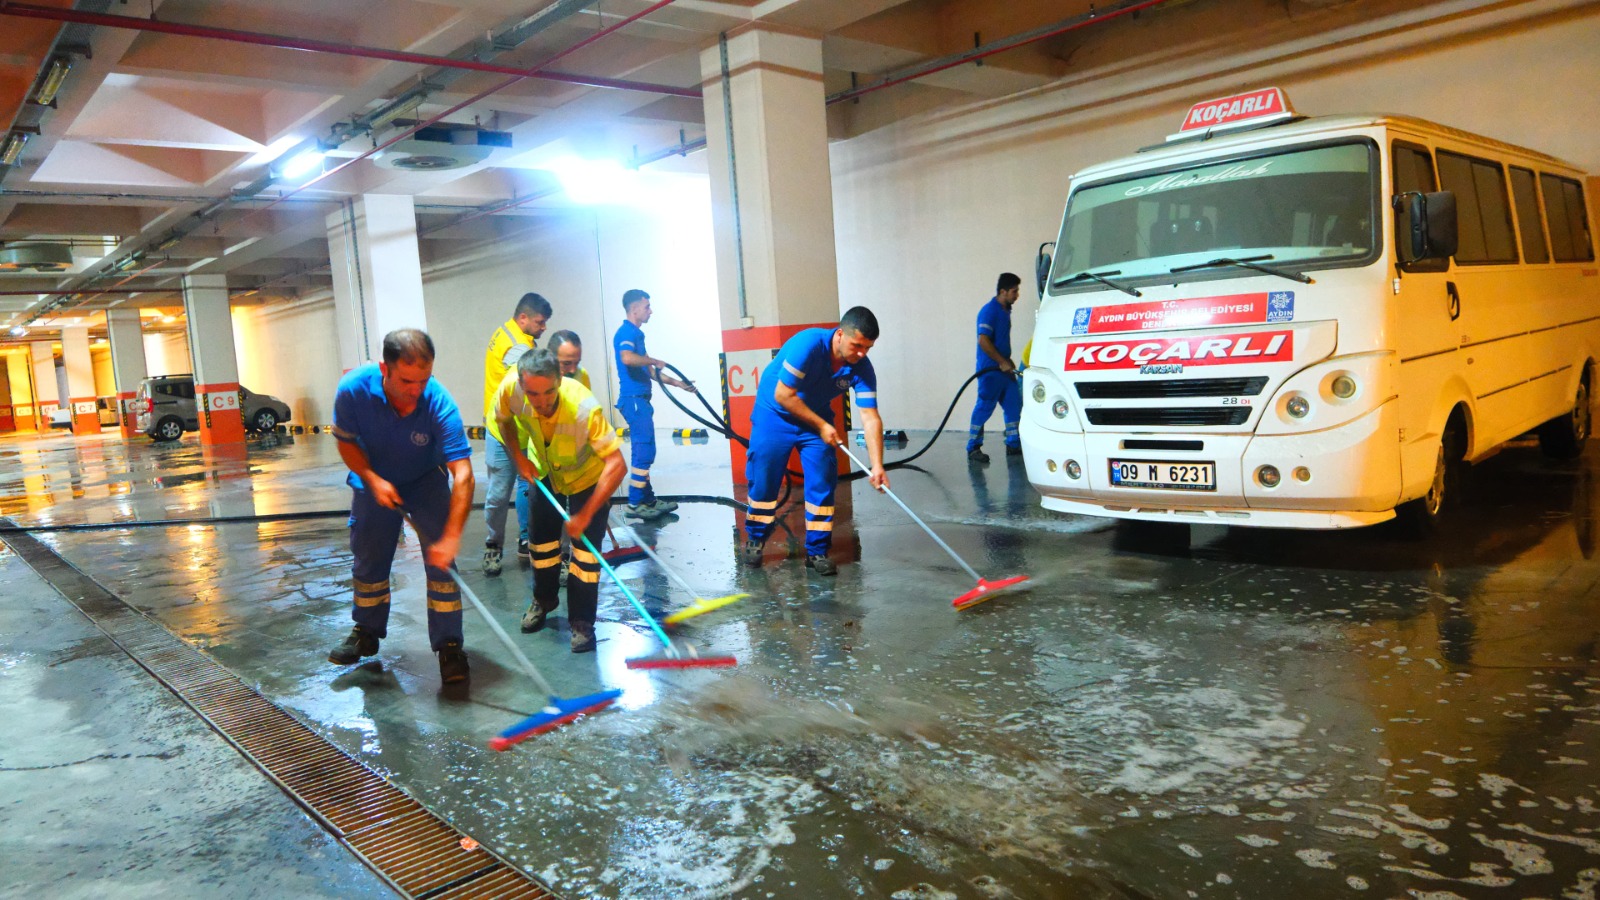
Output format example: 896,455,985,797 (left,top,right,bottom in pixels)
612,288,692,520
740,307,888,576
327,329,476,684
967,272,1023,464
